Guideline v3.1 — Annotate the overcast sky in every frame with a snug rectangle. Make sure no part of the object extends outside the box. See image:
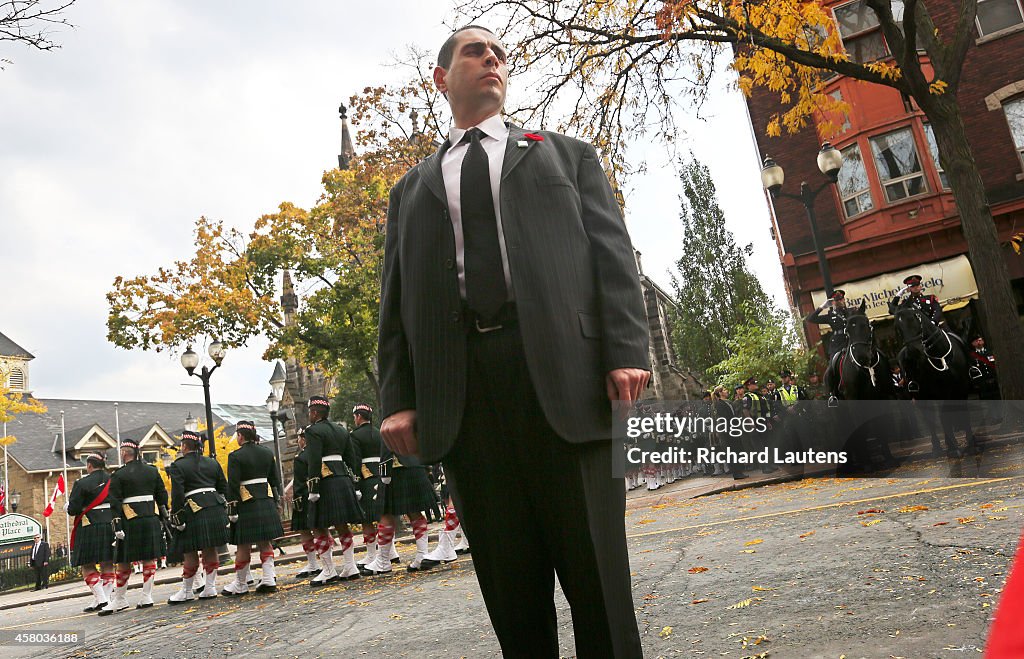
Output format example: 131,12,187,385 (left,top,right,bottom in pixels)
1,1,786,408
